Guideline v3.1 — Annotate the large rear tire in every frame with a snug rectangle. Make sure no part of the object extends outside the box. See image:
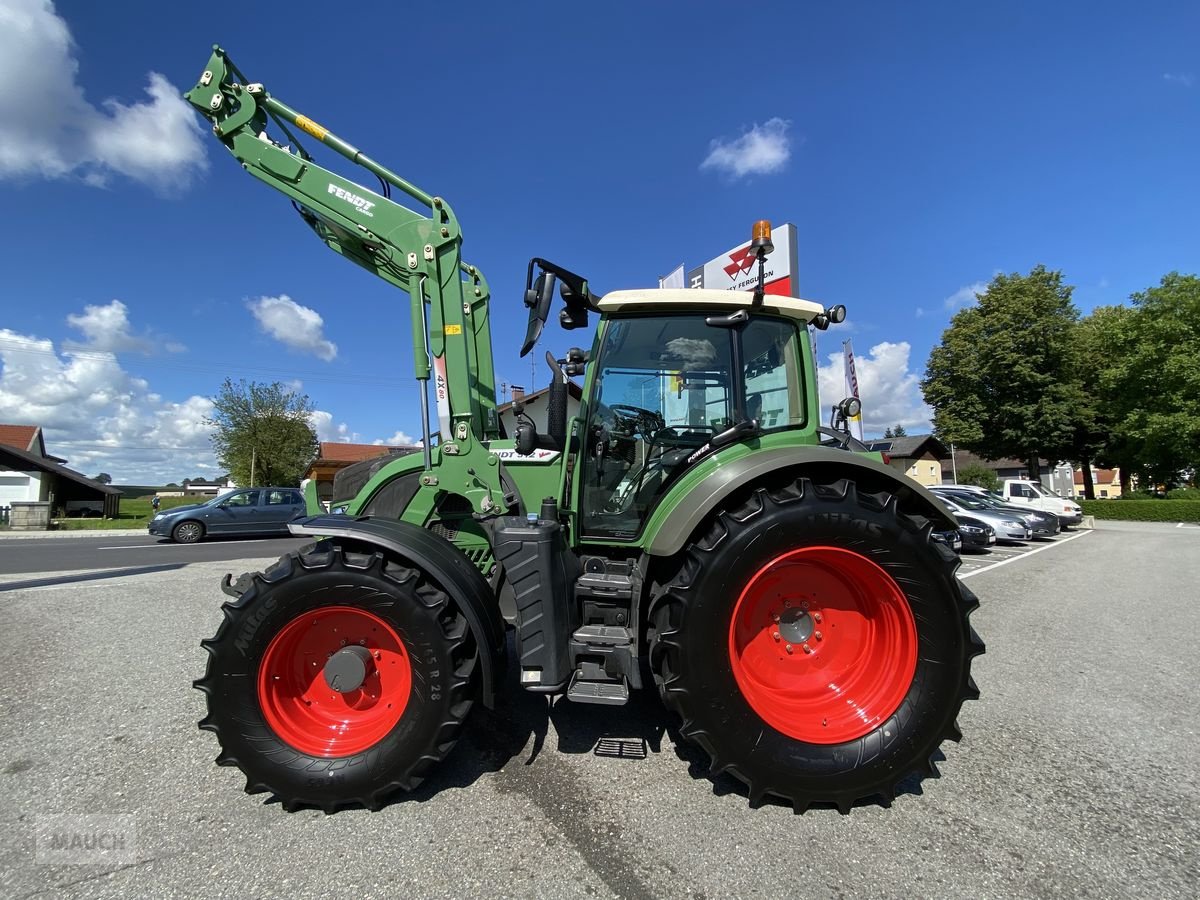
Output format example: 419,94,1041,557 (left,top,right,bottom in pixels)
195,541,477,812
648,477,984,812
